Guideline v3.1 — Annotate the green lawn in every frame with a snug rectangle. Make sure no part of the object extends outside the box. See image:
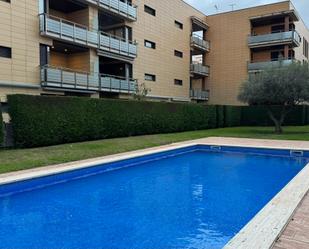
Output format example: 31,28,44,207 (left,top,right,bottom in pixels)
1,126,309,174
